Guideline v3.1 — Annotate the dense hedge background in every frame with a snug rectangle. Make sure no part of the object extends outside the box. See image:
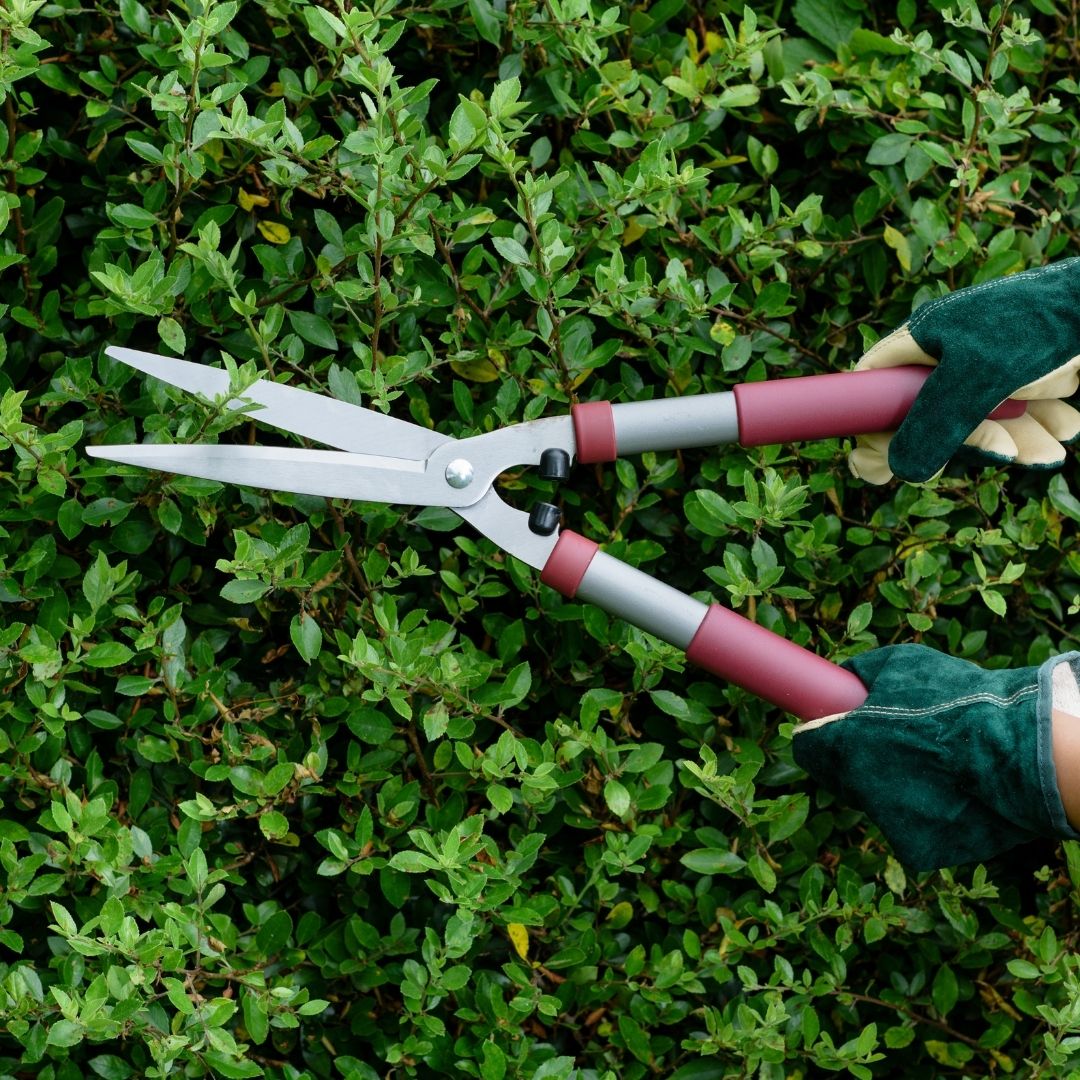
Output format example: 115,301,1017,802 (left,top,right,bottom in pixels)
5,0,1080,1076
